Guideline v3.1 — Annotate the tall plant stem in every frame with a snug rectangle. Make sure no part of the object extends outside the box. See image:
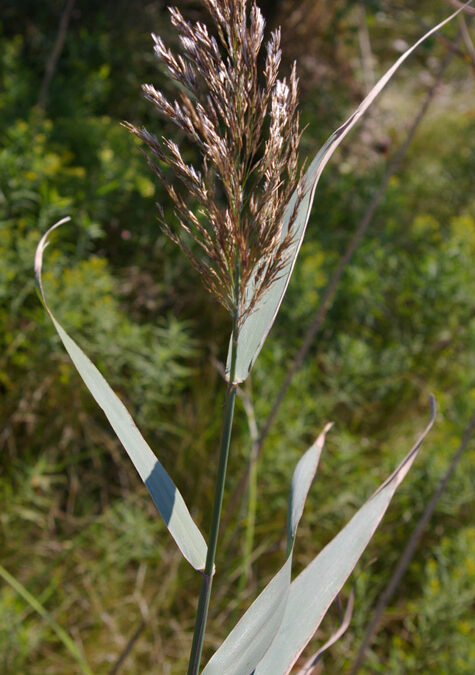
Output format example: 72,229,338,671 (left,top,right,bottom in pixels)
187,317,239,675
242,434,258,584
